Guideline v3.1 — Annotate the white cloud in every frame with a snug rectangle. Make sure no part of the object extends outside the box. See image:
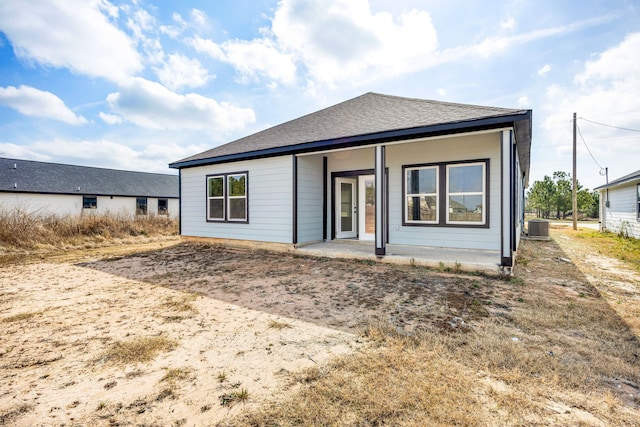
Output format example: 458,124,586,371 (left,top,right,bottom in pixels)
574,32,640,85
153,53,212,90
0,0,141,83
0,138,207,173
0,85,87,124
538,32,640,187
437,88,447,97
106,77,255,133
537,64,552,77
160,8,209,38
501,17,516,31
99,112,122,124
190,9,210,31
518,96,530,107
190,36,296,86
271,0,438,86
443,16,615,62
